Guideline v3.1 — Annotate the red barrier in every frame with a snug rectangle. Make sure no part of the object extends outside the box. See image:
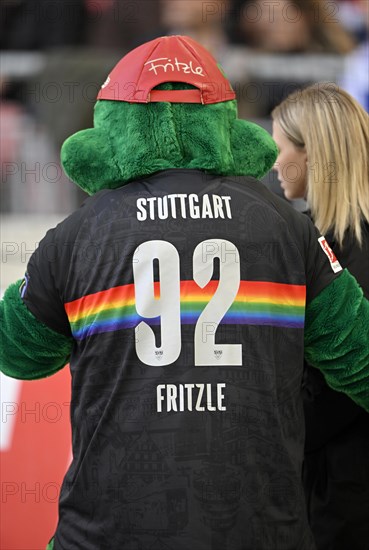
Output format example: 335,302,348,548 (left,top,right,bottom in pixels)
1,368,71,550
